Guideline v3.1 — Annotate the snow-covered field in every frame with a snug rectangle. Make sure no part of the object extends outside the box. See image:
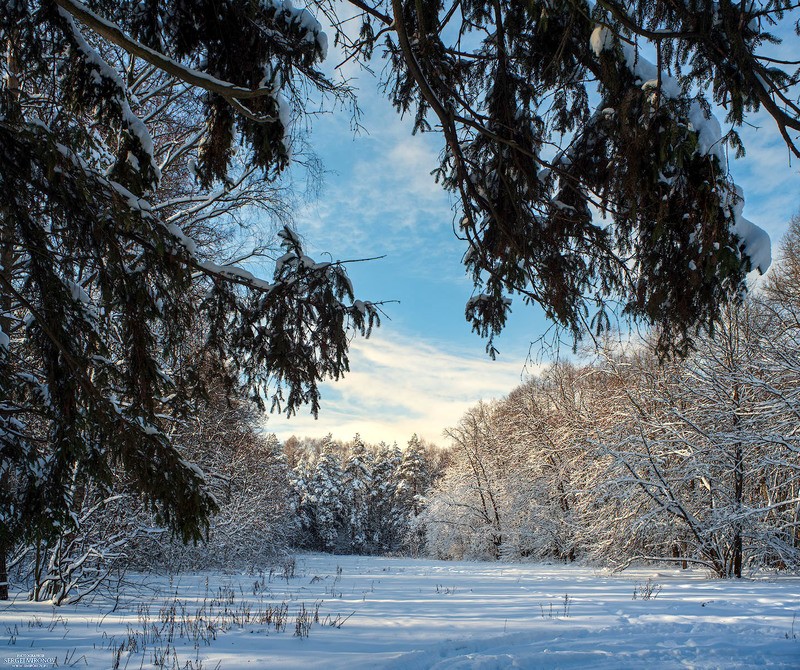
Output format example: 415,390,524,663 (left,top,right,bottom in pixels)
1,554,798,669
